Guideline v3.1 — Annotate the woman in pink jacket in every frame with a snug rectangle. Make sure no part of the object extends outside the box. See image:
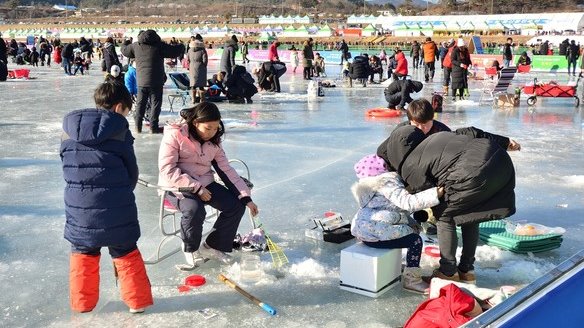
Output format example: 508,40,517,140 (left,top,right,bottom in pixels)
158,102,259,268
